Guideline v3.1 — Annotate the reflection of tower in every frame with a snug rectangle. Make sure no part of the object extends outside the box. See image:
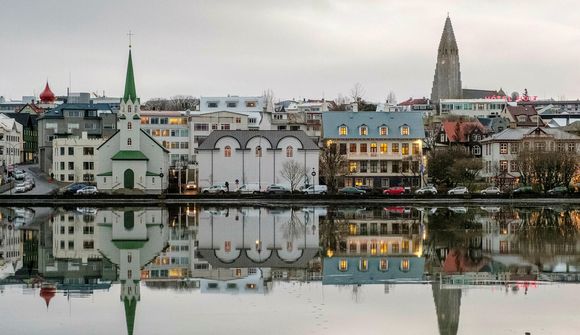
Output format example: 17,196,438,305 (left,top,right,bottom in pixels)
97,208,168,335
432,283,461,335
